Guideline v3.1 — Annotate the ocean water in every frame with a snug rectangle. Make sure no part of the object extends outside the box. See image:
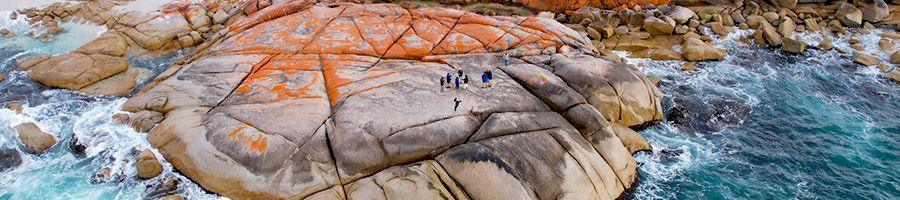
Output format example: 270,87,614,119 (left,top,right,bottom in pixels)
0,11,221,200
628,30,900,199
